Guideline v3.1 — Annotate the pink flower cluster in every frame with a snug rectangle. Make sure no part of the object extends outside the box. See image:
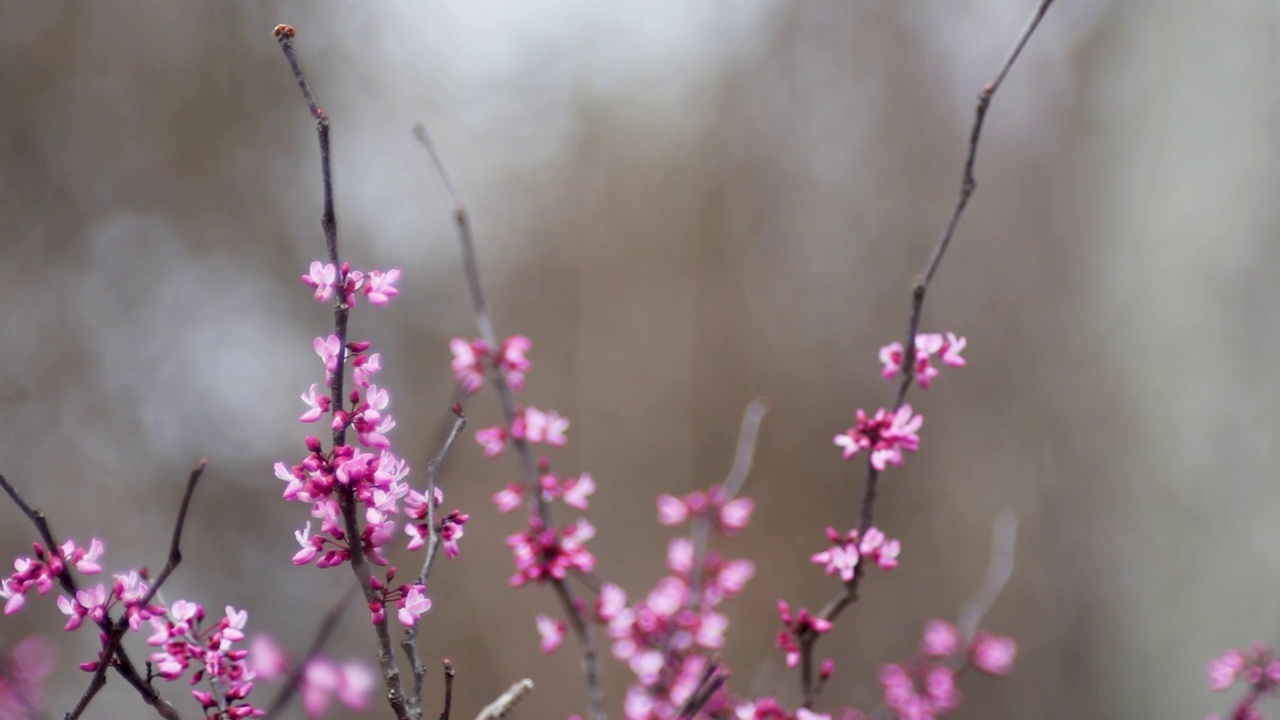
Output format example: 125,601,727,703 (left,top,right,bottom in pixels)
4,538,269,718
591,489,755,720
877,619,1015,720
833,405,923,471
451,335,532,394
811,526,901,582
878,332,966,389
833,331,966,471
456,335,600,604
1206,643,1280,720
735,698,864,720
494,464,595,514
248,634,374,718
1,538,103,615
147,602,262,718
279,262,458,627
302,261,400,307
476,406,569,457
